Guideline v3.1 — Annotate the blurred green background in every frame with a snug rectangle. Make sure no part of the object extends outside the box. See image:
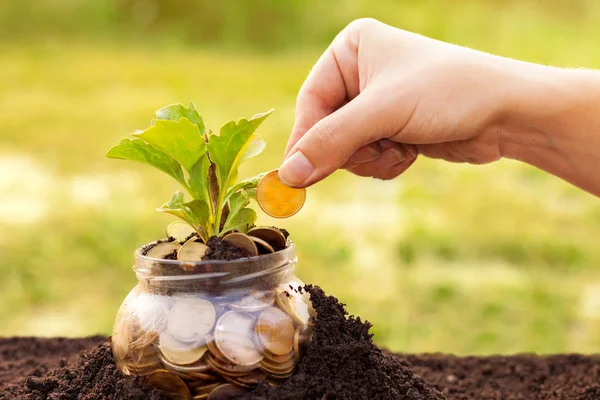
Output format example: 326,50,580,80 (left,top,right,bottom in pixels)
2,0,600,356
